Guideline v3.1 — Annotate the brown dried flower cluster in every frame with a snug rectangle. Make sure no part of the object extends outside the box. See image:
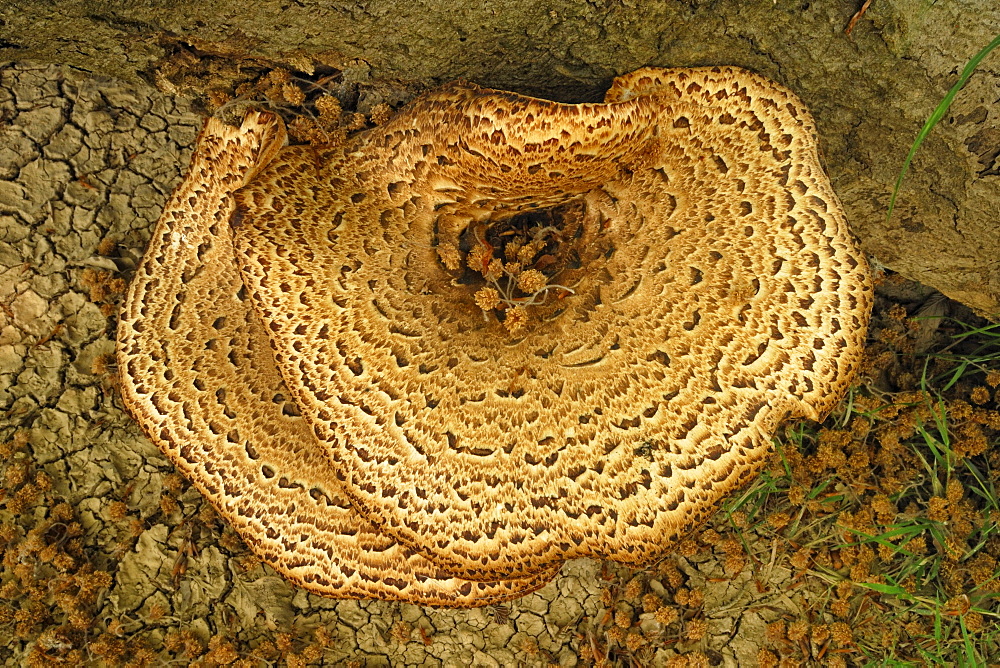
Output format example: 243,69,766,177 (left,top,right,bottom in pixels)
741,283,1000,664
163,58,398,146
447,222,575,333
0,432,151,664
81,267,126,317
580,554,721,664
